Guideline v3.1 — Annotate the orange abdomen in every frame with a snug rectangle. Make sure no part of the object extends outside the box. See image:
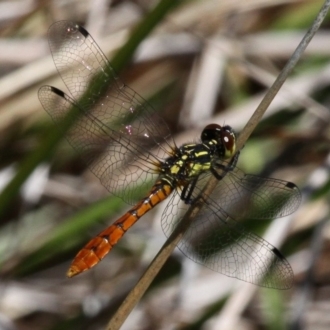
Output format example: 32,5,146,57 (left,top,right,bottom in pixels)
67,181,173,277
